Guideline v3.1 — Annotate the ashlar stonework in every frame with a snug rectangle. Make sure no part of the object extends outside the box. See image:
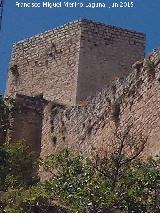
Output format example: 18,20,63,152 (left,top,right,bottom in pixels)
5,19,160,181
6,19,145,105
